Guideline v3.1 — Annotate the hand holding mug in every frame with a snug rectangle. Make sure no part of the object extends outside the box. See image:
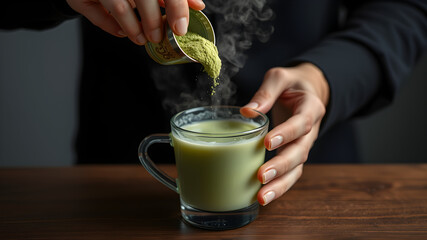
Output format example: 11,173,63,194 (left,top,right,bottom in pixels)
244,63,330,206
